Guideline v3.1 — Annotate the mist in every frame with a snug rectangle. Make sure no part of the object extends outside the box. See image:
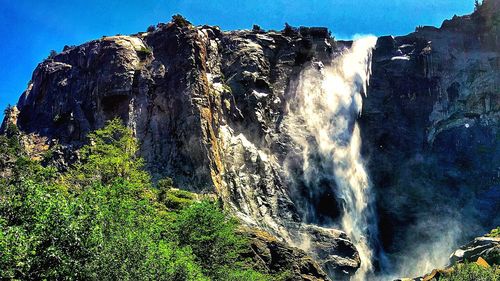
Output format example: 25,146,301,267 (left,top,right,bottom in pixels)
282,34,496,280
283,36,381,280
